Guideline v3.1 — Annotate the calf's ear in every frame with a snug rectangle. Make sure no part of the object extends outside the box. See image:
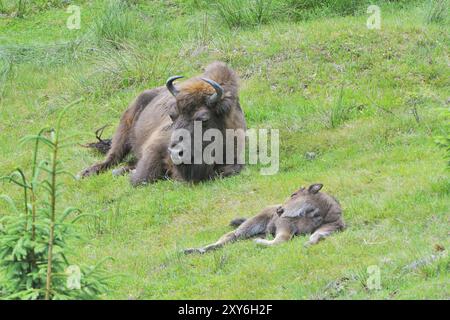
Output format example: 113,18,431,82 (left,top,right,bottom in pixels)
308,183,323,194
281,203,315,218
276,206,284,216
